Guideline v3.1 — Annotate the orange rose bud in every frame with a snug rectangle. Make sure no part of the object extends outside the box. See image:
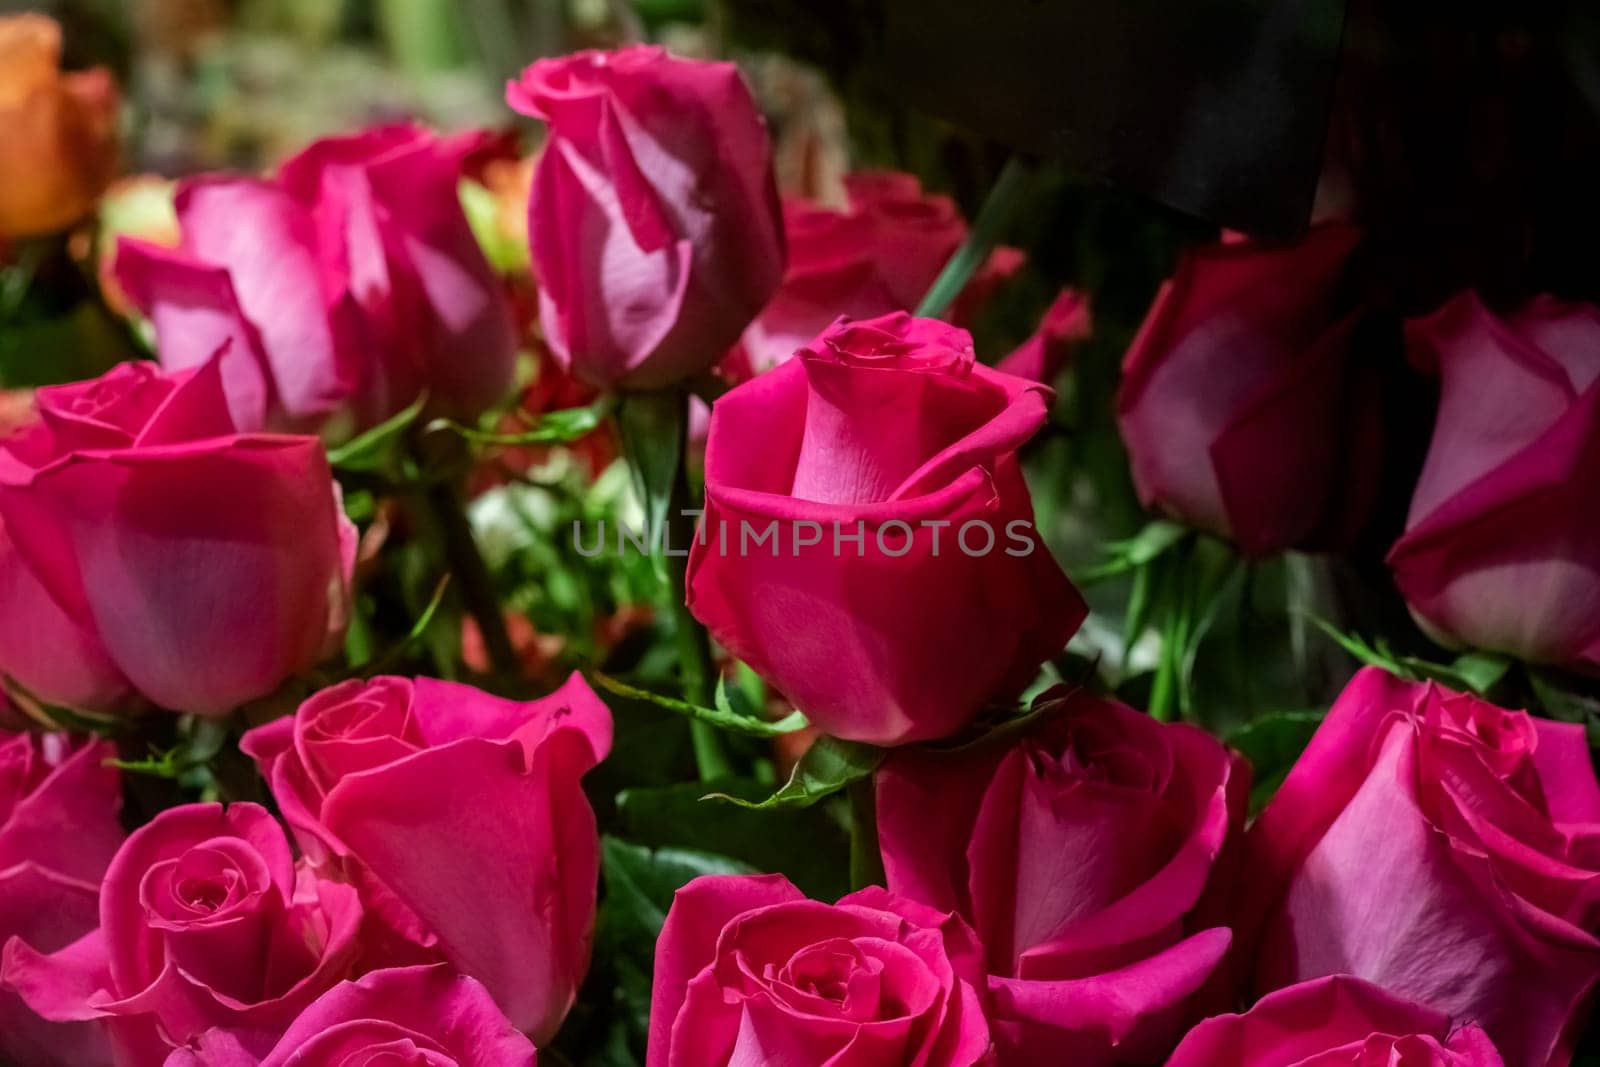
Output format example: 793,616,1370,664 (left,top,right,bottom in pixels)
0,14,119,239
